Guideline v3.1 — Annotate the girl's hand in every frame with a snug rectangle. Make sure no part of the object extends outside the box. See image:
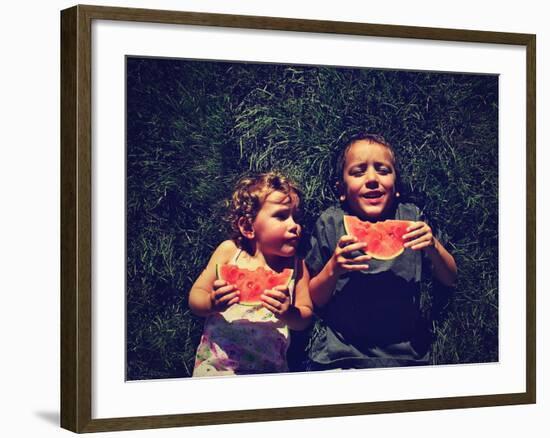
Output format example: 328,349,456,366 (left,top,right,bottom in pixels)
261,285,291,317
330,235,371,276
210,279,240,312
403,221,435,251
